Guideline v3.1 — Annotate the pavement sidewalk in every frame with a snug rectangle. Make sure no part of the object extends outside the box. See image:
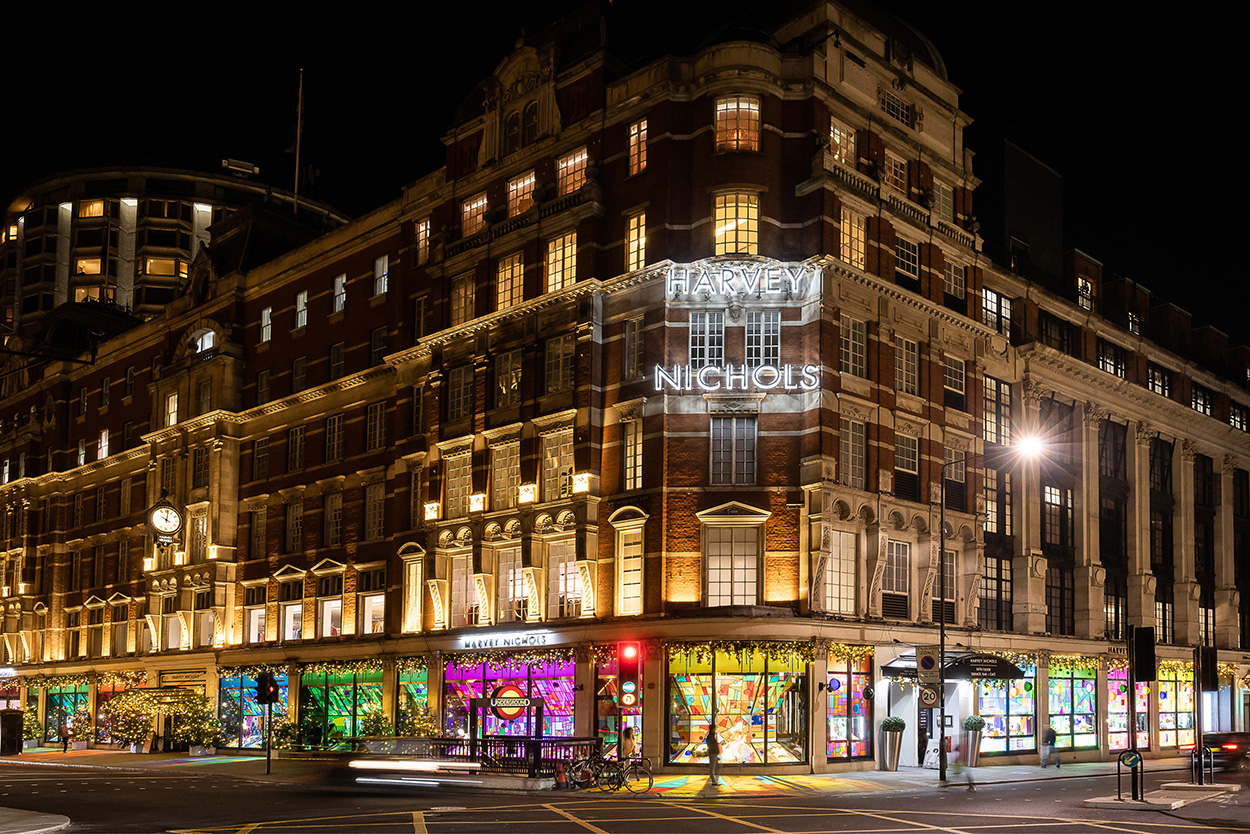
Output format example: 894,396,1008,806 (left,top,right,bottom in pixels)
0,807,68,834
